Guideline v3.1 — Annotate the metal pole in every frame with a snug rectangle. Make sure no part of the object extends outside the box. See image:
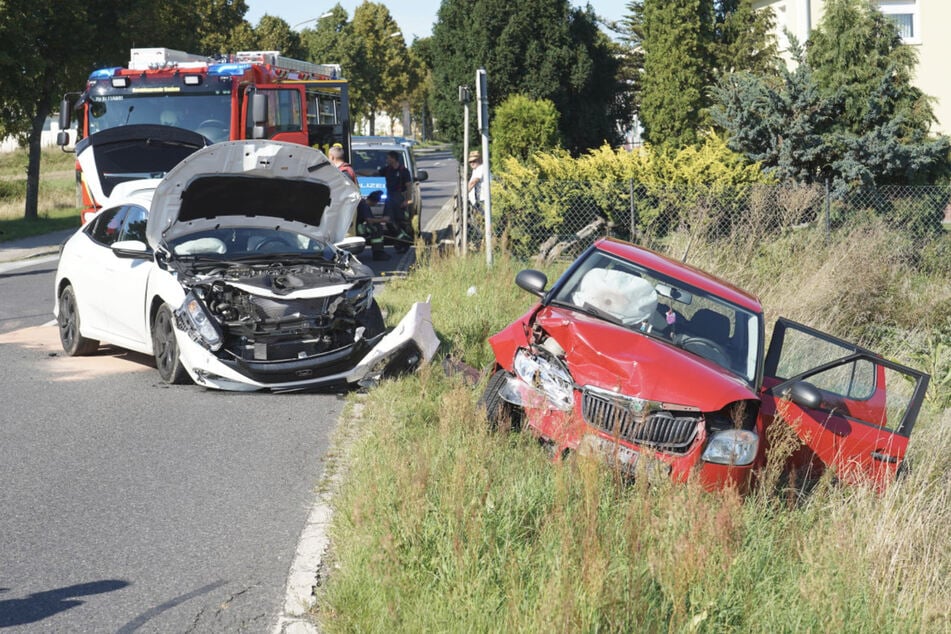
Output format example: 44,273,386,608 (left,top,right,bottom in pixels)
629,178,635,243
476,68,492,266
462,101,469,255
825,177,831,243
